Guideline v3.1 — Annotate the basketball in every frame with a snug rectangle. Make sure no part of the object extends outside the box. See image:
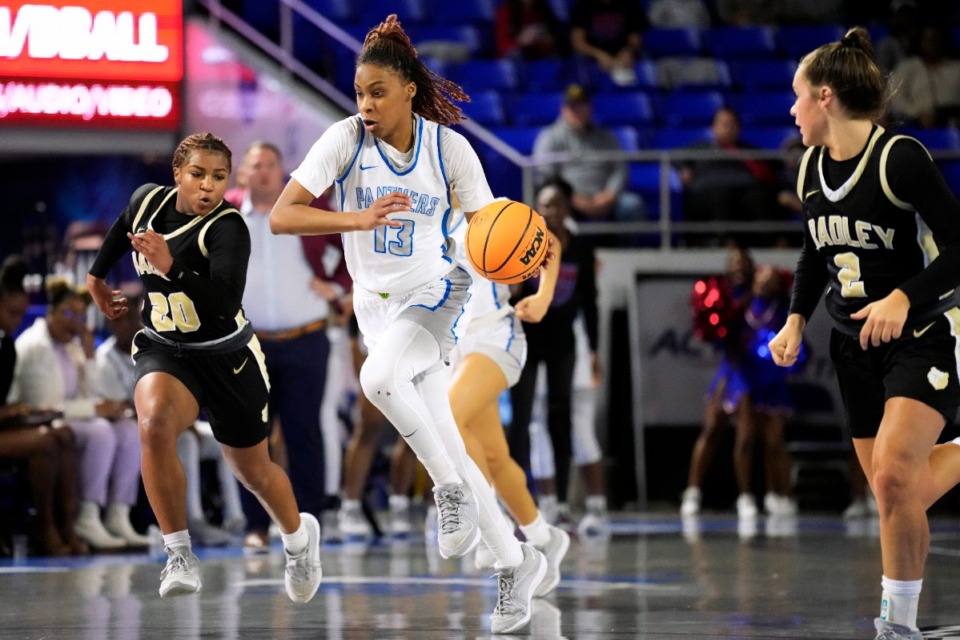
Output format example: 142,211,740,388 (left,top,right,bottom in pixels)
465,200,548,284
